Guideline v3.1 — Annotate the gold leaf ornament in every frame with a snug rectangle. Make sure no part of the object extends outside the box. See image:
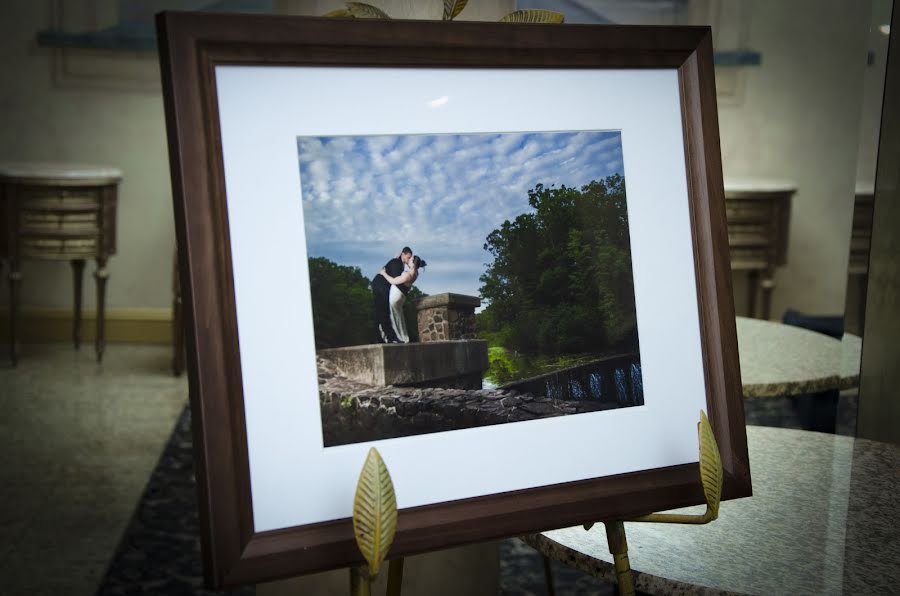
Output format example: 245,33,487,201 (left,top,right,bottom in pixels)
323,8,353,17
499,9,564,24
346,2,392,19
626,410,724,525
443,0,469,21
698,409,723,519
353,447,398,578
